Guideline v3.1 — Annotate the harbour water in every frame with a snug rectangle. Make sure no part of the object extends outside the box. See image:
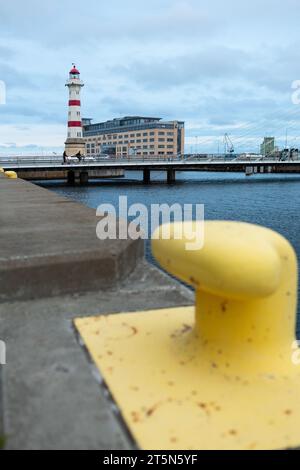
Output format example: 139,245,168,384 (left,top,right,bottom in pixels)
40,171,300,336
